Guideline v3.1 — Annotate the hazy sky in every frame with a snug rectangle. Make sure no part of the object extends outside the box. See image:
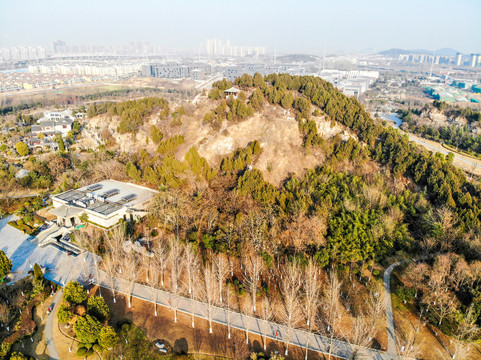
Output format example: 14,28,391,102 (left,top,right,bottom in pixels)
1,0,480,54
